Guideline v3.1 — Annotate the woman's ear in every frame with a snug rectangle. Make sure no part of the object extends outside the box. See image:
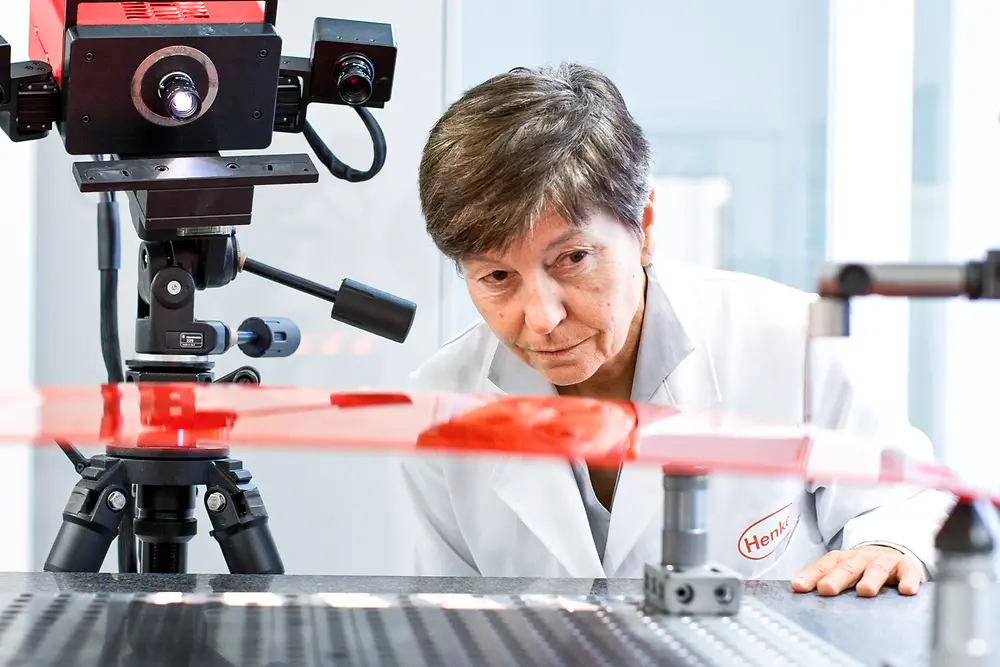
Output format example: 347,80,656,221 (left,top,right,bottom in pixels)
640,190,656,265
